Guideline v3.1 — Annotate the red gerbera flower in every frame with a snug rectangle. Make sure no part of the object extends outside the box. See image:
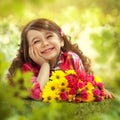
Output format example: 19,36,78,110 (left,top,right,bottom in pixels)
97,82,104,89
60,92,68,101
69,88,76,95
95,96,103,102
80,89,88,100
74,97,81,103
93,88,101,97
